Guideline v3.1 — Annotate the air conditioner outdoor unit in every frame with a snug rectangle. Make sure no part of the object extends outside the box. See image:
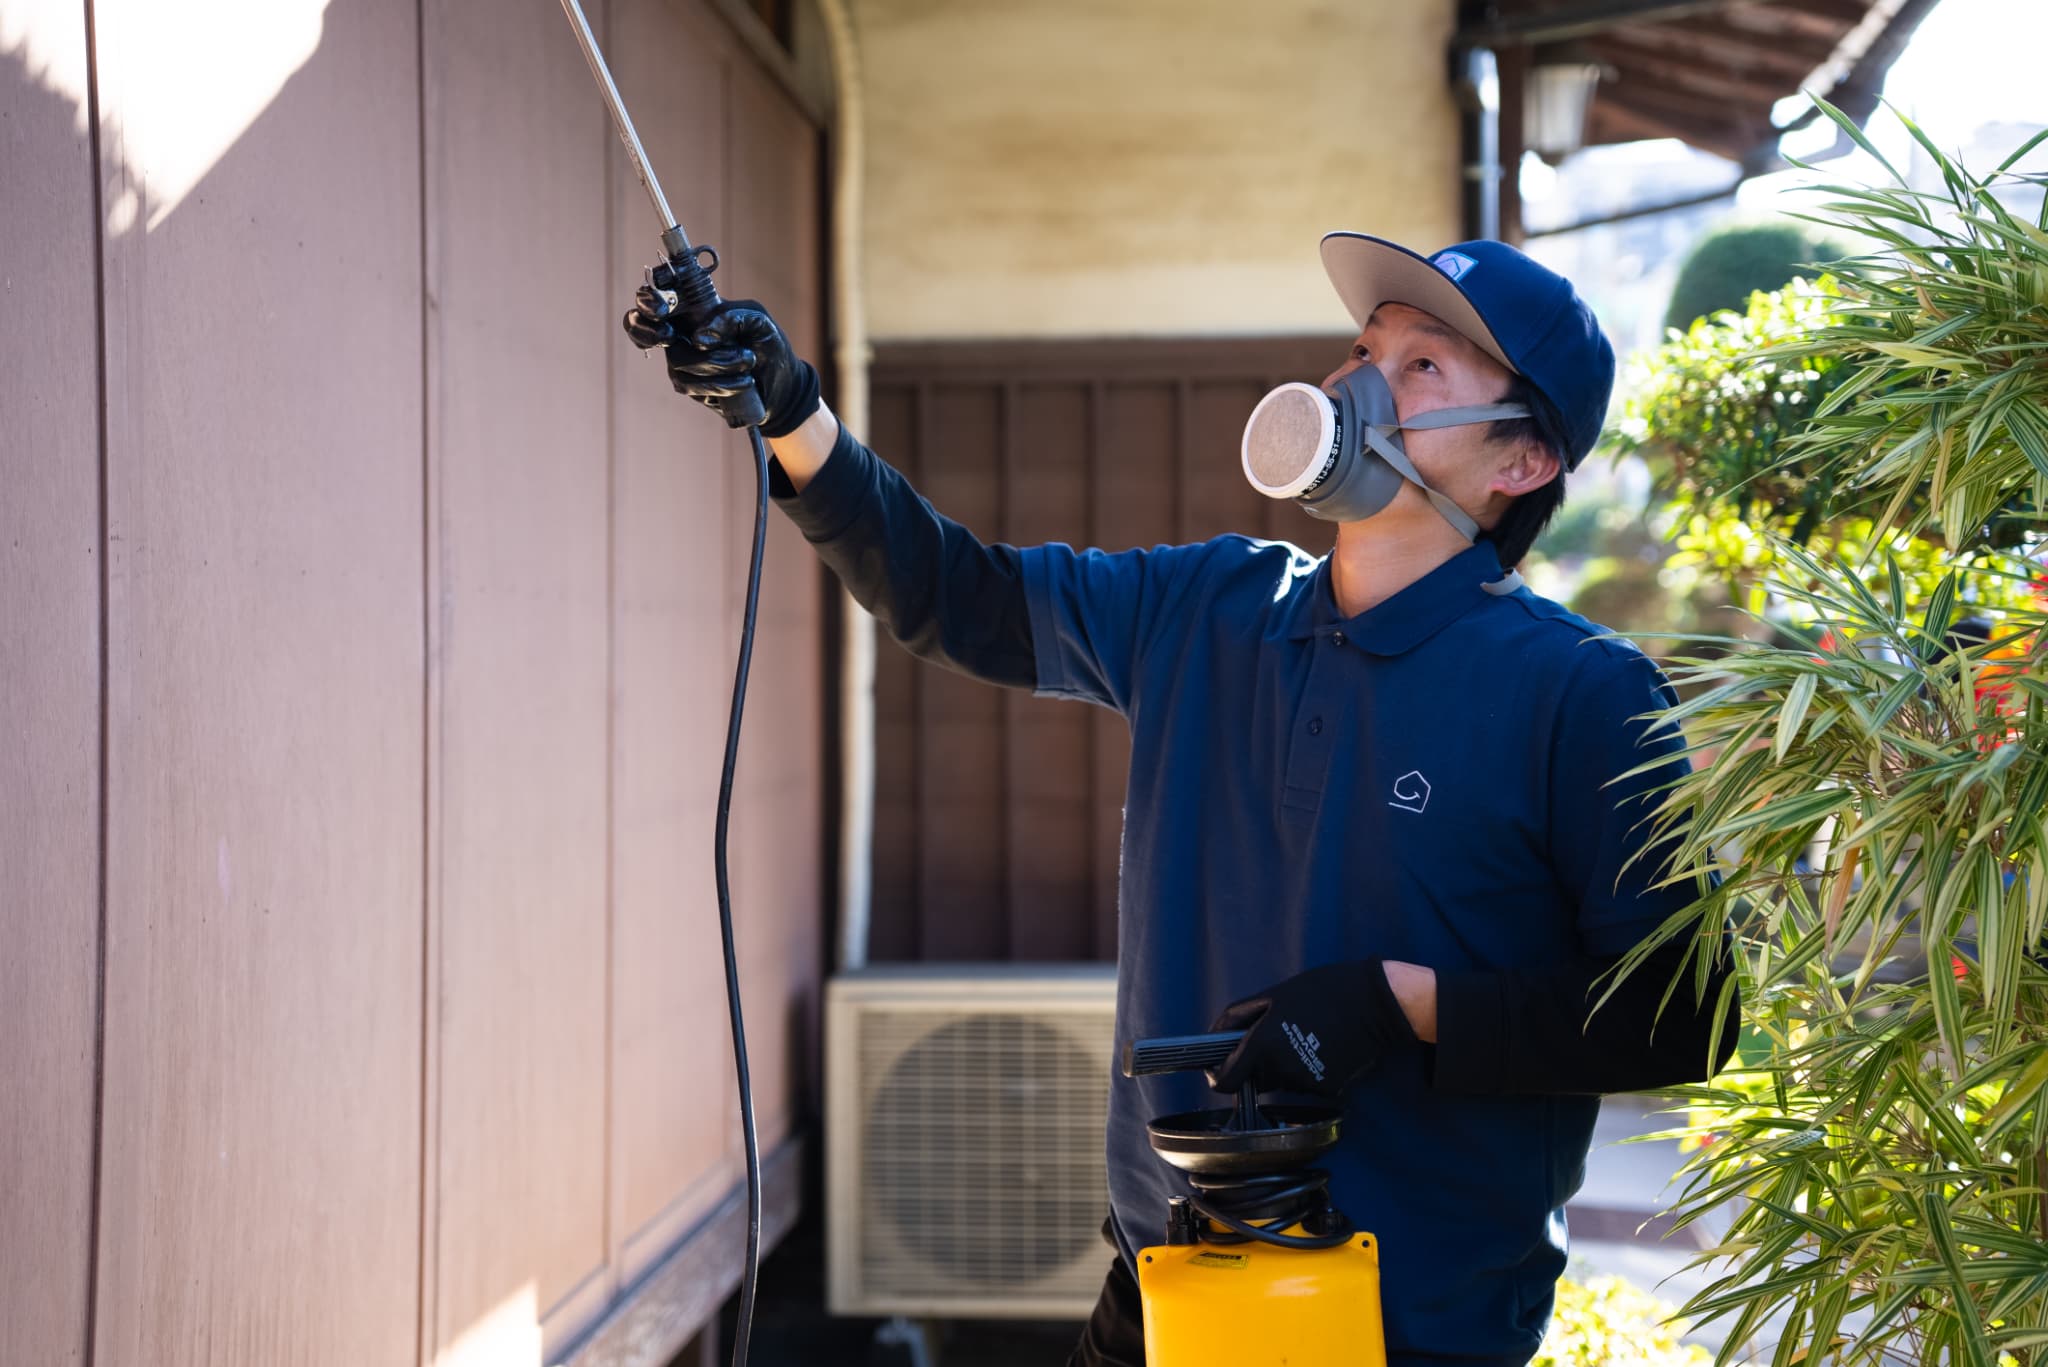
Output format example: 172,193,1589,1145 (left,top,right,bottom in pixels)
826,963,1118,1319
